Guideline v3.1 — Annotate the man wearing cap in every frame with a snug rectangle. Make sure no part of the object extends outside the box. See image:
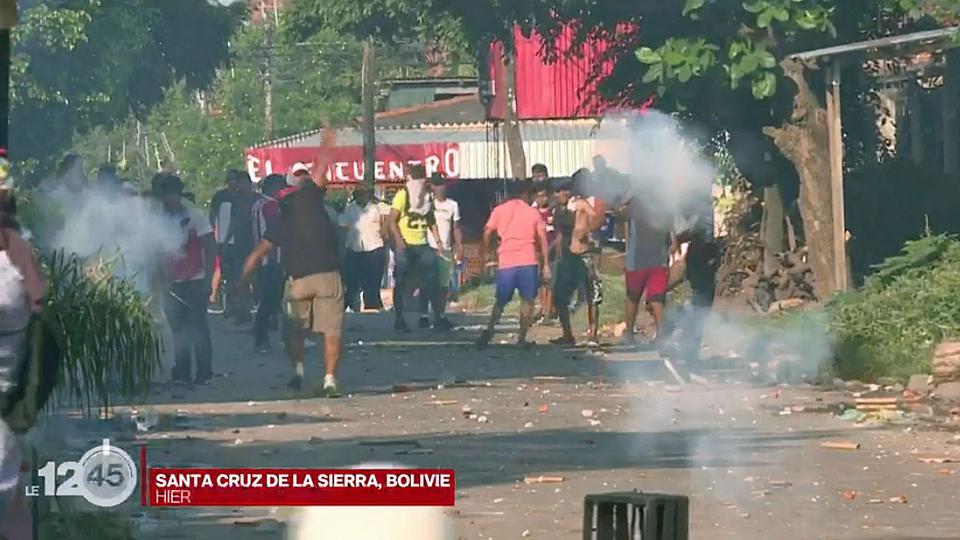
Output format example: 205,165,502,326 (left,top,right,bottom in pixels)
239,126,344,396
418,172,462,330
158,174,217,385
